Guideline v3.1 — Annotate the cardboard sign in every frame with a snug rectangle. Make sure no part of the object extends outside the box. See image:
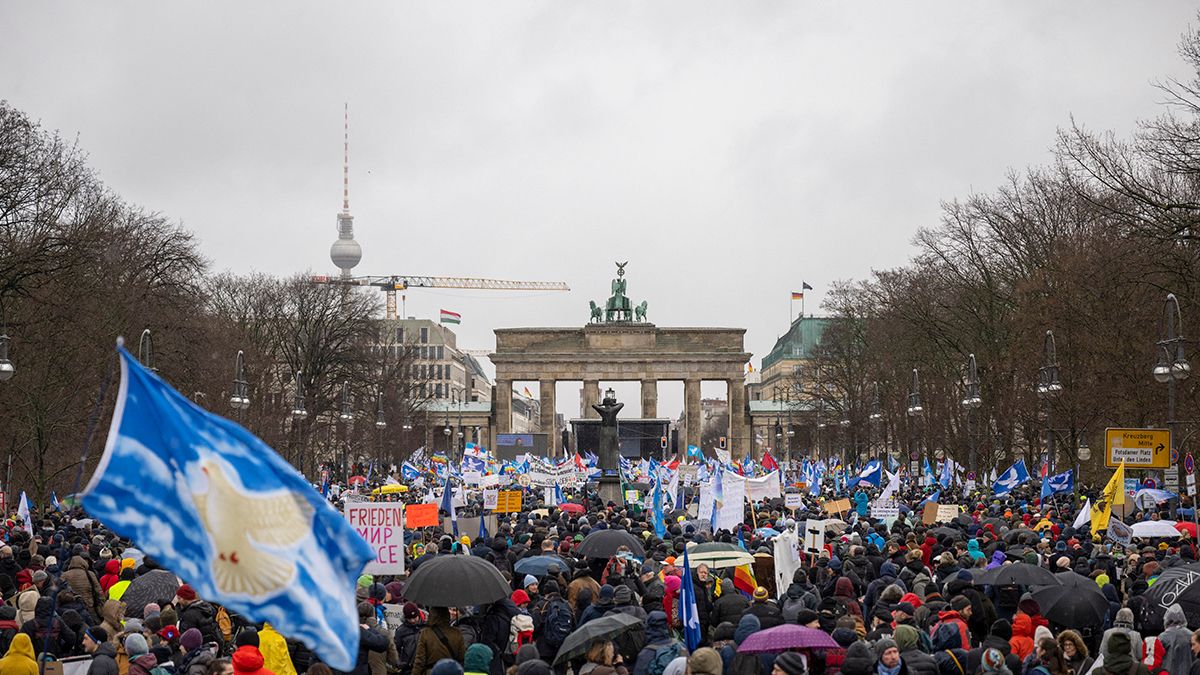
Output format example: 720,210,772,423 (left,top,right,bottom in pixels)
383,603,405,630
823,498,852,515
785,493,803,510
937,505,960,522
345,502,405,574
483,489,499,510
495,490,523,513
871,499,900,520
405,503,439,528
921,503,940,525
